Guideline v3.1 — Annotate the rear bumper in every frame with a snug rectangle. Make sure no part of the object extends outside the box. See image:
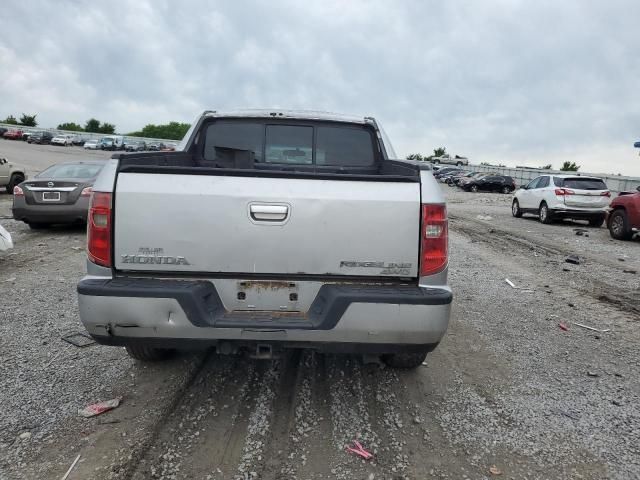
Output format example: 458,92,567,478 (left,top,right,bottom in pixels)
550,207,606,219
12,197,89,224
77,278,452,352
